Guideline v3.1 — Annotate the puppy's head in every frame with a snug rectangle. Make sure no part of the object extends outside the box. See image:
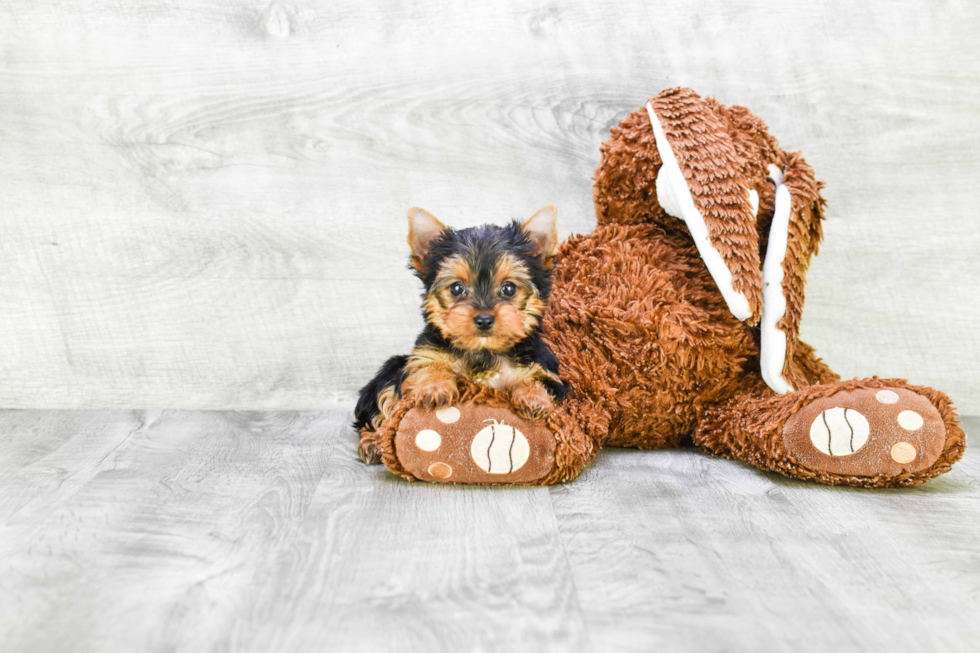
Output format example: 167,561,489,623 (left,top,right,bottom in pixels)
407,205,559,353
